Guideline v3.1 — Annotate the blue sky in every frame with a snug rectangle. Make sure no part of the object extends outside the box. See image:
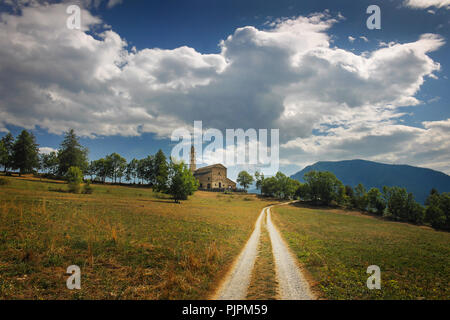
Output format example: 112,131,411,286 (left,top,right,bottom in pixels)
0,0,449,178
